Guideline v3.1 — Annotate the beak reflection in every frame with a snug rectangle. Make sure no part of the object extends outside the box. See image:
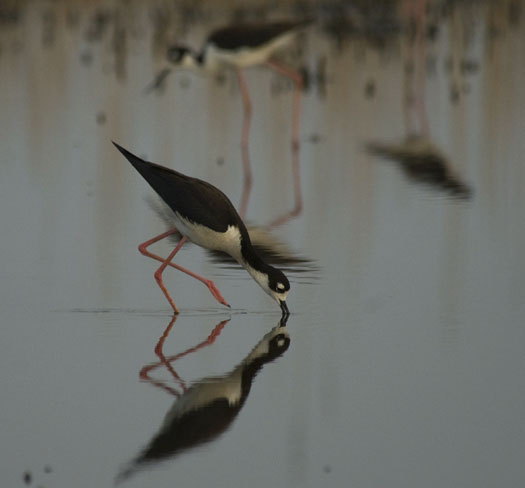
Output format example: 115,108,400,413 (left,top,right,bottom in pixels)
280,300,290,319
